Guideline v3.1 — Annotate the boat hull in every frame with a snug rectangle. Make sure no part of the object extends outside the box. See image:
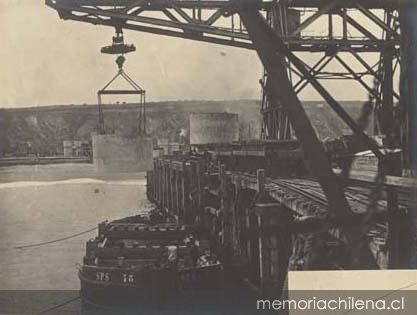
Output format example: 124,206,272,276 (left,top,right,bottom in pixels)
80,279,259,315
